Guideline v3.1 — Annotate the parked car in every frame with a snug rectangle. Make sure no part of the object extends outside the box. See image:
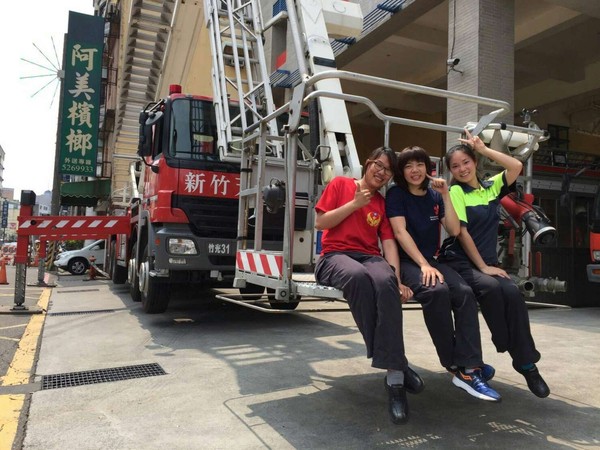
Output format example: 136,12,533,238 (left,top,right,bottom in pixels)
54,239,106,275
